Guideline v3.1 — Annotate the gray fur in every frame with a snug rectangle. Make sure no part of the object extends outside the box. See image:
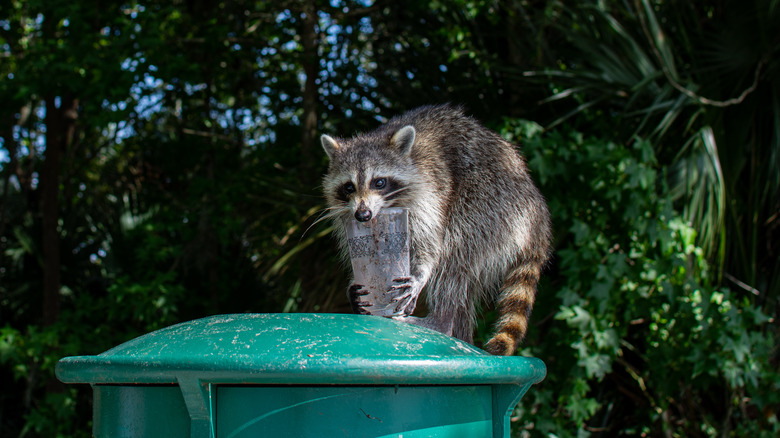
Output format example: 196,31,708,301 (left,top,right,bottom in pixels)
321,104,552,355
